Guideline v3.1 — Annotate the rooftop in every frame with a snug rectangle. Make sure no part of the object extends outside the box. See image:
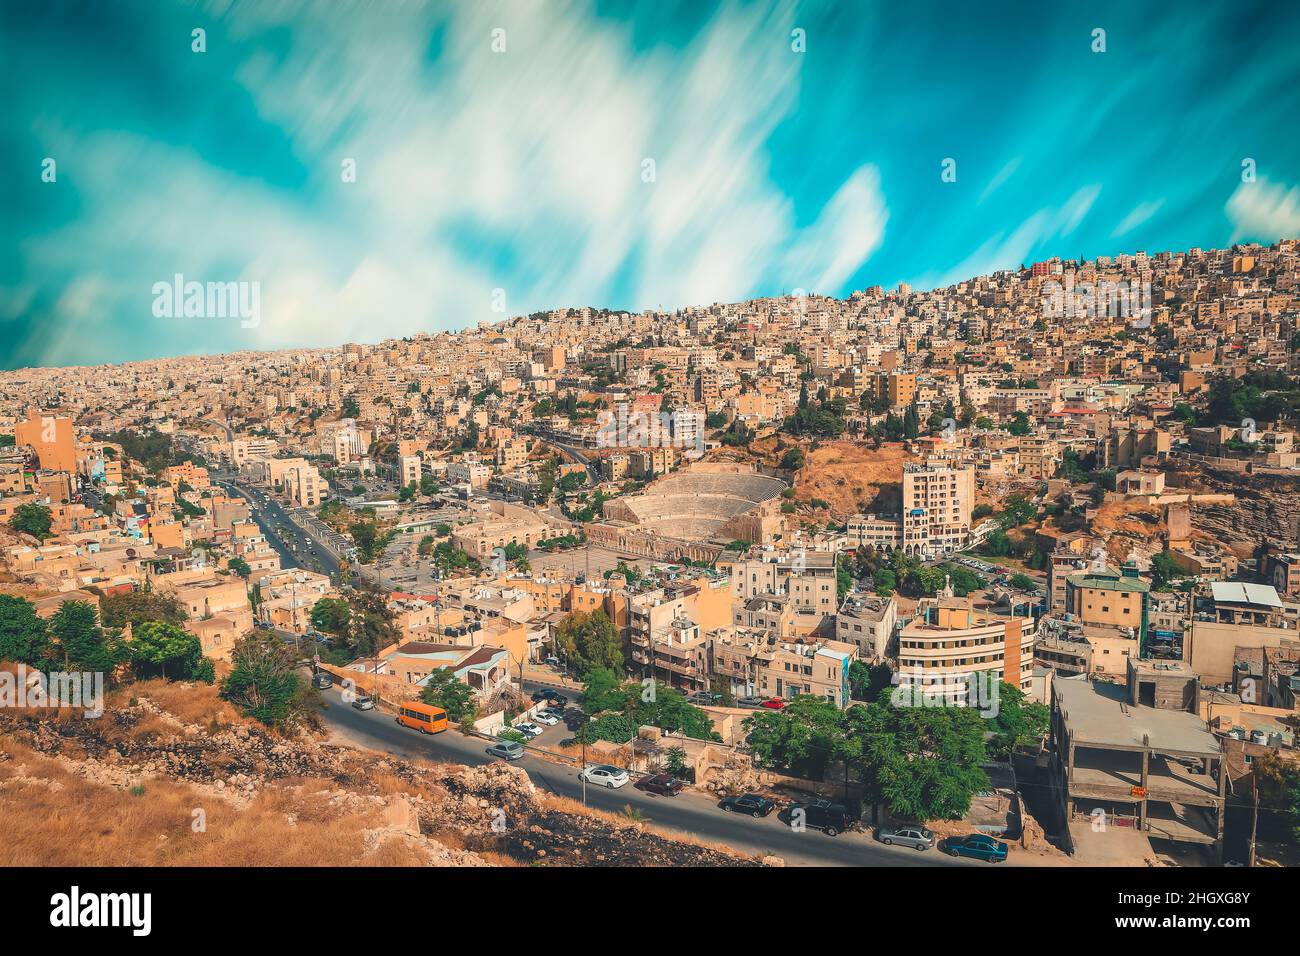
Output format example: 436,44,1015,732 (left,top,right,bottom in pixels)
1054,678,1219,756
